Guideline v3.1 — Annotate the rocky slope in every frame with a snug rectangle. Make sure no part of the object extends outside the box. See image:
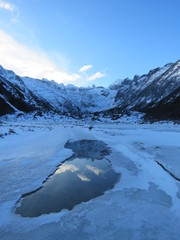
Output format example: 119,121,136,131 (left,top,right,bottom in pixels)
110,60,180,120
